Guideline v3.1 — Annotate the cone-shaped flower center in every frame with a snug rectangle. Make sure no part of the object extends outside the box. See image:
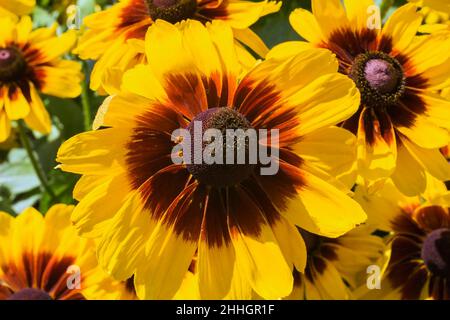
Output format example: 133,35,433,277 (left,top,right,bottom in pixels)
350,52,405,108
0,47,27,82
421,228,450,277
8,288,53,300
364,59,401,94
185,107,256,187
146,0,197,23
